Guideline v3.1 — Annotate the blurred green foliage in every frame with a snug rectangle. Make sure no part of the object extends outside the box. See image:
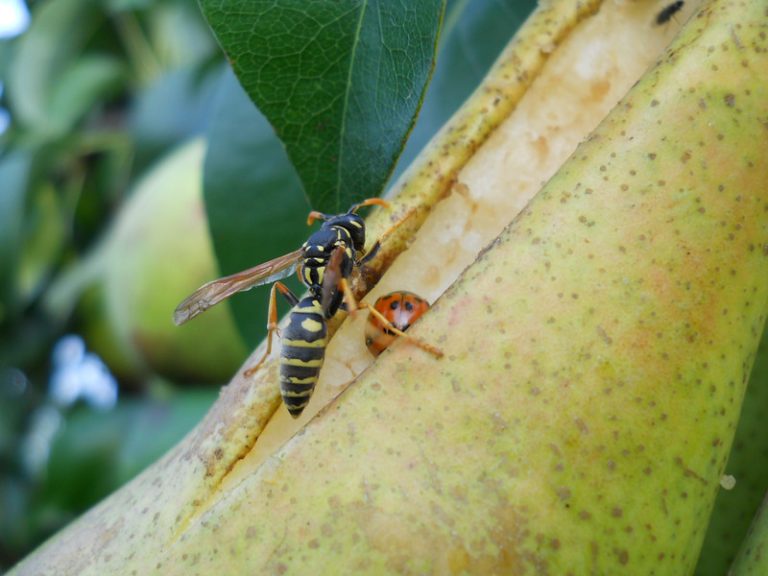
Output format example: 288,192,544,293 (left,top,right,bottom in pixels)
0,381,217,566
0,0,223,567
0,0,536,568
